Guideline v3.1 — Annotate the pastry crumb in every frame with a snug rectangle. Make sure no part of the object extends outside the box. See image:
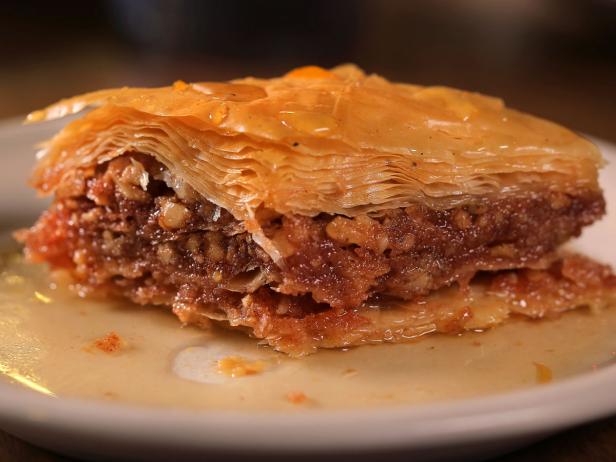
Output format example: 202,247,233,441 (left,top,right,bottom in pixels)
217,355,265,378
89,332,125,354
286,391,308,404
533,362,553,384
